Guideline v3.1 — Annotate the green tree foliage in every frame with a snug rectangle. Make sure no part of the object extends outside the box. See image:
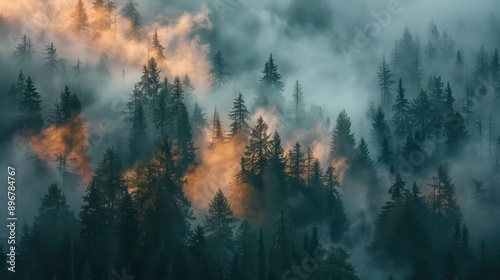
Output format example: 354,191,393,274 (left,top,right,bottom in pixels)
322,246,359,280
13,33,34,65
378,54,394,111
209,49,230,92
228,92,251,140
49,86,82,126
330,109,356,162
371,106,392,147
71,0,89,36
255,54,285,113
288,80,306,124
210,106,225,148
18,76,44,132
428,166,462,228
287,142,306,188
243,117,272,178
392,79,411,138
127,99,150,165
42,41,64,75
